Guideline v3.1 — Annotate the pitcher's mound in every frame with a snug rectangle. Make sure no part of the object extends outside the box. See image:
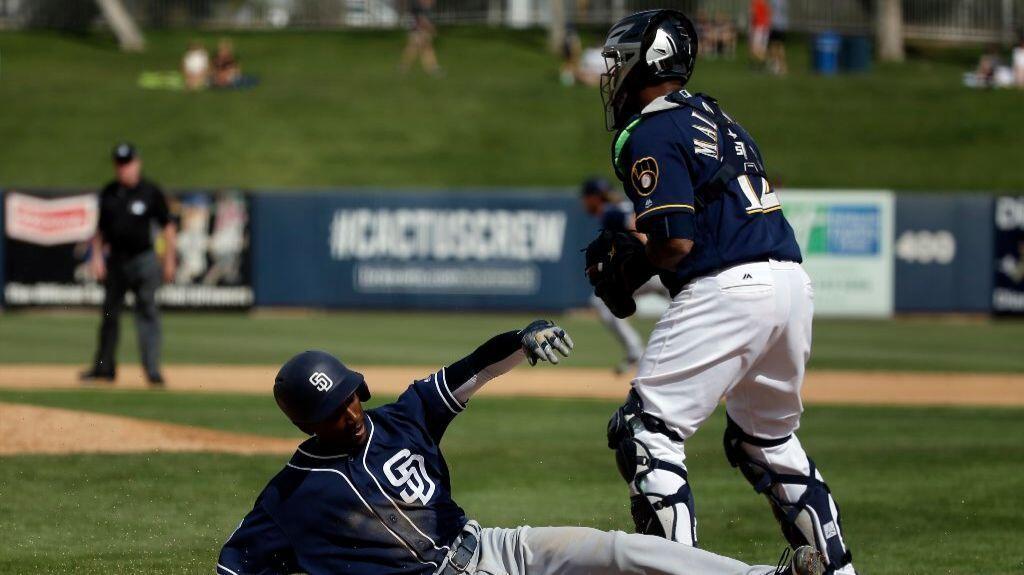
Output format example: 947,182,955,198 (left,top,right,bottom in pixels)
0,402,298,456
